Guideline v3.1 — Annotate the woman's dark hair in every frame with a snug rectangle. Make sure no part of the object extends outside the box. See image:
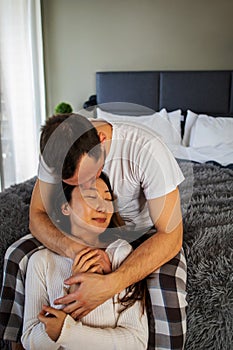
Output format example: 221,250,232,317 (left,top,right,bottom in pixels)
53,172,147,313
